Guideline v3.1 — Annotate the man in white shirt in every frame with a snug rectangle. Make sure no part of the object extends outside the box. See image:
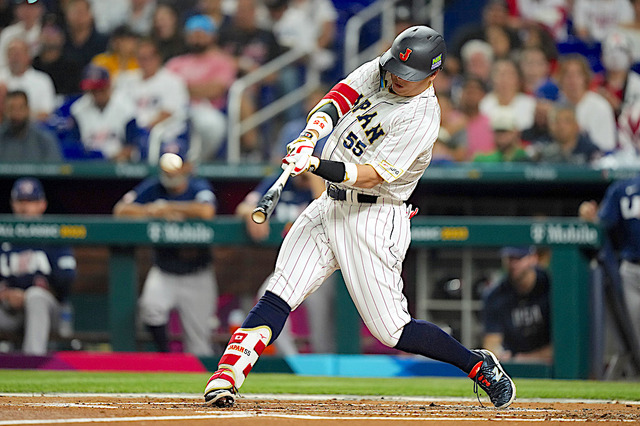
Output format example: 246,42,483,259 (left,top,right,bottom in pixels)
115,38,190,161
69,64,137,161
0,37,56,121
0,0,44,69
